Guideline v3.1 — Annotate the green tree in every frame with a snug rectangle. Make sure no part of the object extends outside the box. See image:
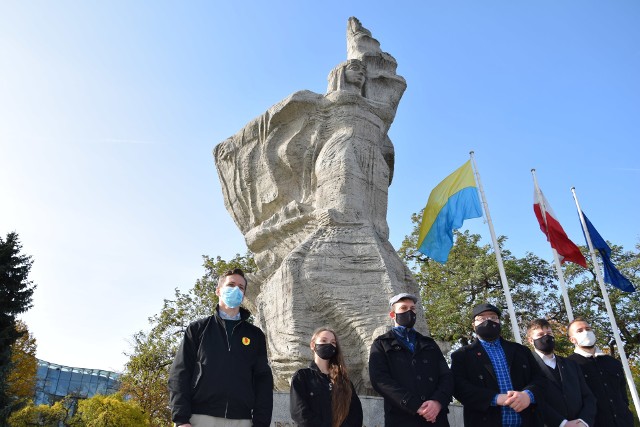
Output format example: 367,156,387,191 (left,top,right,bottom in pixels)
120,253,255,427
1,232,36,423
8,399,72,427
398,213,556,346
9,394,150,427
7,321,37,408
71,394,149,427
